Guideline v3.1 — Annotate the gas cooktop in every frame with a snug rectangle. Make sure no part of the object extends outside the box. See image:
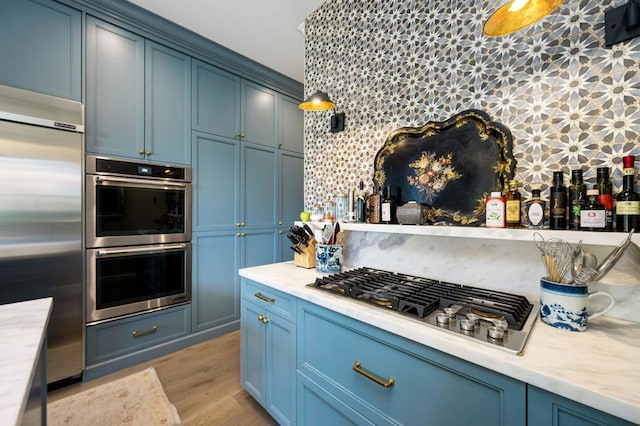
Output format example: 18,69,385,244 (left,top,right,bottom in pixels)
309,267,538,355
